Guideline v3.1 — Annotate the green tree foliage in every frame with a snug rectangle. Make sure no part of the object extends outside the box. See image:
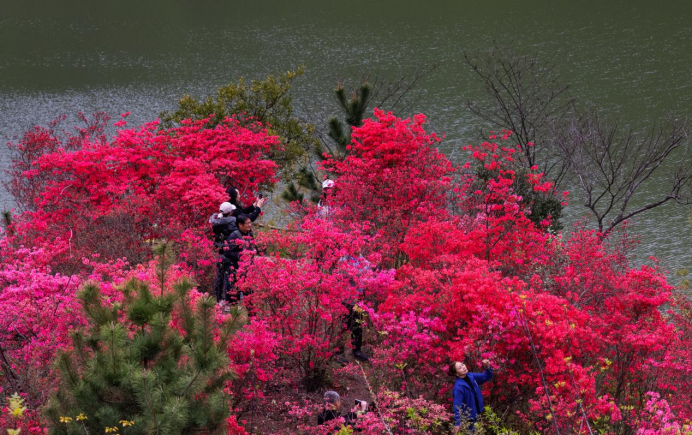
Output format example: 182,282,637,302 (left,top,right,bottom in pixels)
1,210,12,233
325,82,371,158
297,69,435,204
45,243,244,435
160,67,319,188
280,167,320,204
